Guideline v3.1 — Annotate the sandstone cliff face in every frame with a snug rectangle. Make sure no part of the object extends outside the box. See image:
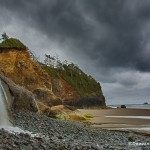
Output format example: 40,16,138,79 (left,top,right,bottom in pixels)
0,50,51,90
0,49,105,108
